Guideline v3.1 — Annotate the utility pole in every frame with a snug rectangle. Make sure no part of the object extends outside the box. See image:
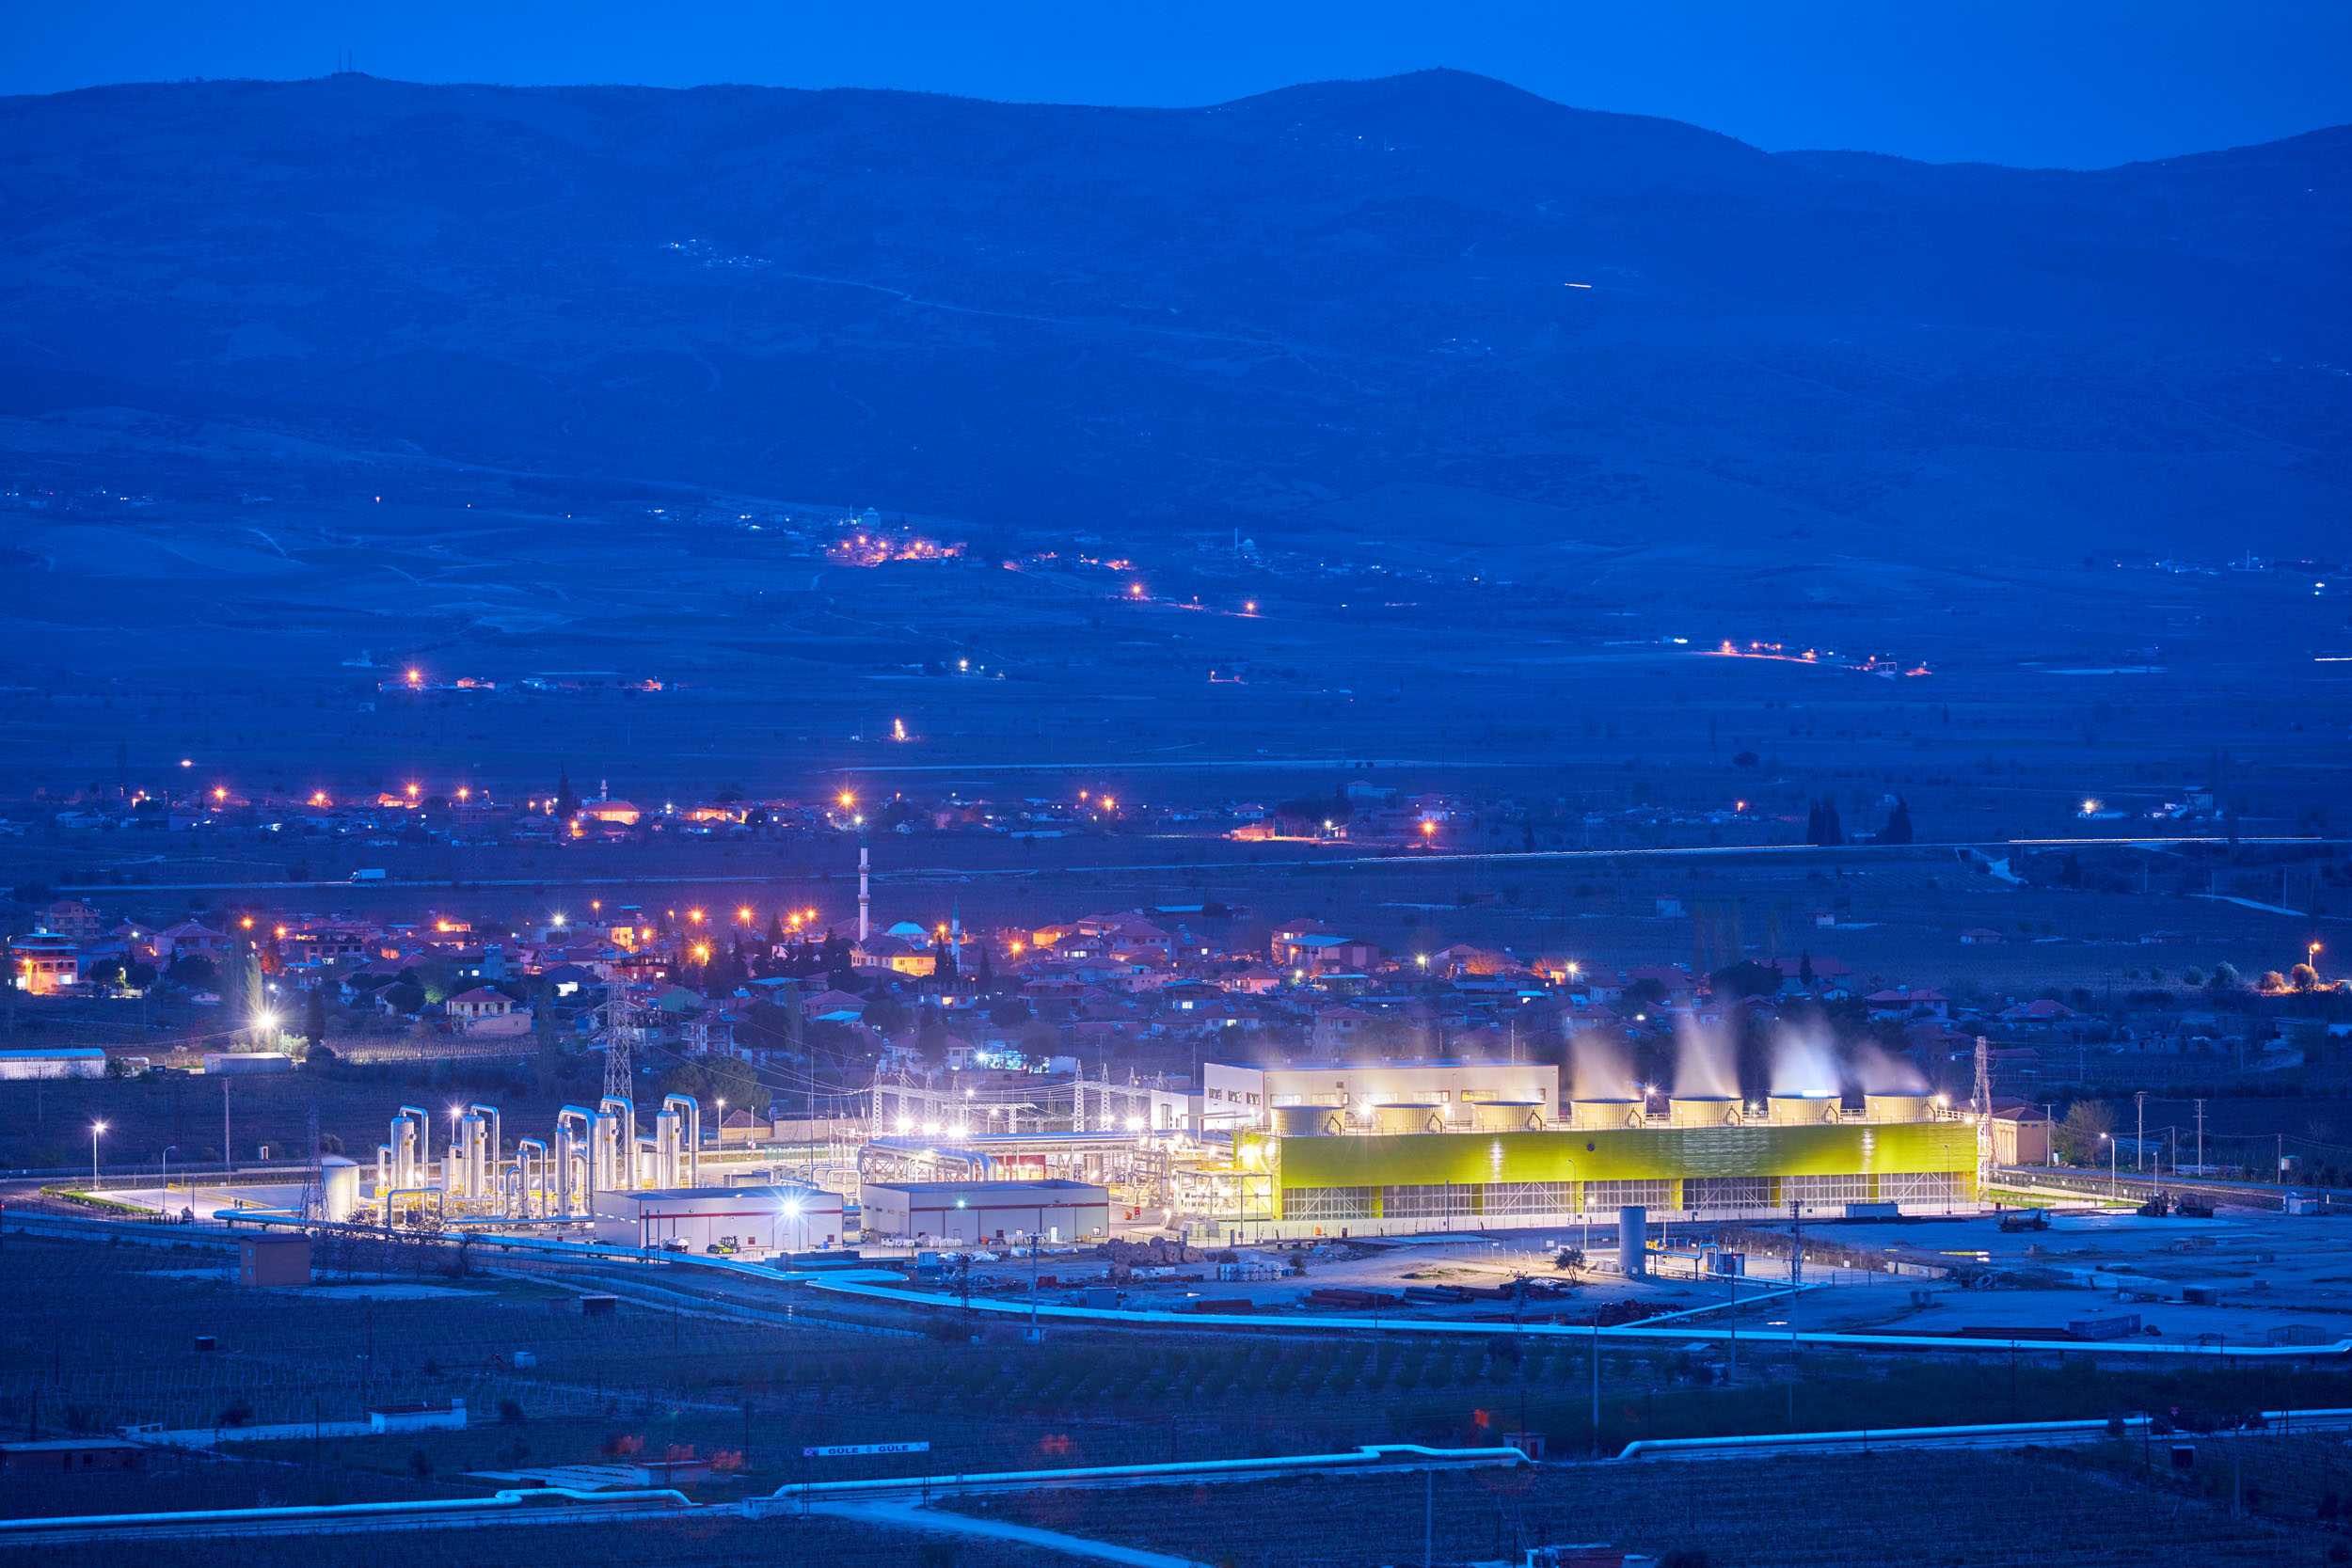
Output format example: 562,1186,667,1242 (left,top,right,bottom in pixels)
2195,1099,2206,1175
1789,1200,1802,1289
222,1079,232,1180
2136,1091,2147,1176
